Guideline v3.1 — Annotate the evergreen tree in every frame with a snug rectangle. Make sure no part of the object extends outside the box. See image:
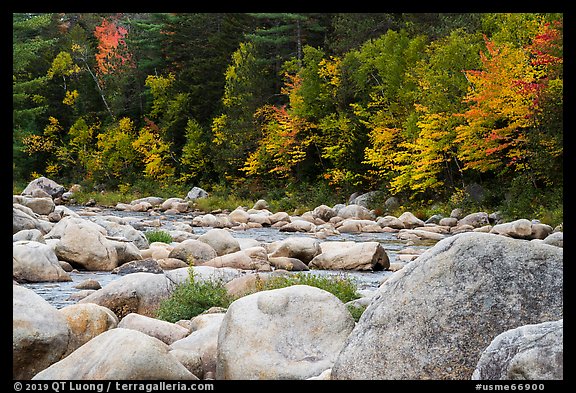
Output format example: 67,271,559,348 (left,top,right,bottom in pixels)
13,13,57,180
